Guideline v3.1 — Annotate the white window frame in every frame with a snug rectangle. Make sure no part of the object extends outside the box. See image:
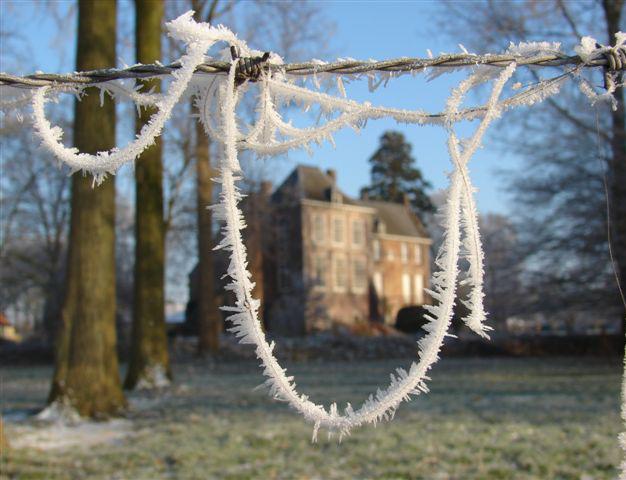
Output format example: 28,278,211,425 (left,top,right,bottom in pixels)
332,214,345,245
373,271,383,296
402,273,411,304
333,254,348,292
414,244,422,265
311,213,325,245
312,254,327,291
351,257,368,294
351,219,365,247
414,273,424,304
400,243,408,263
